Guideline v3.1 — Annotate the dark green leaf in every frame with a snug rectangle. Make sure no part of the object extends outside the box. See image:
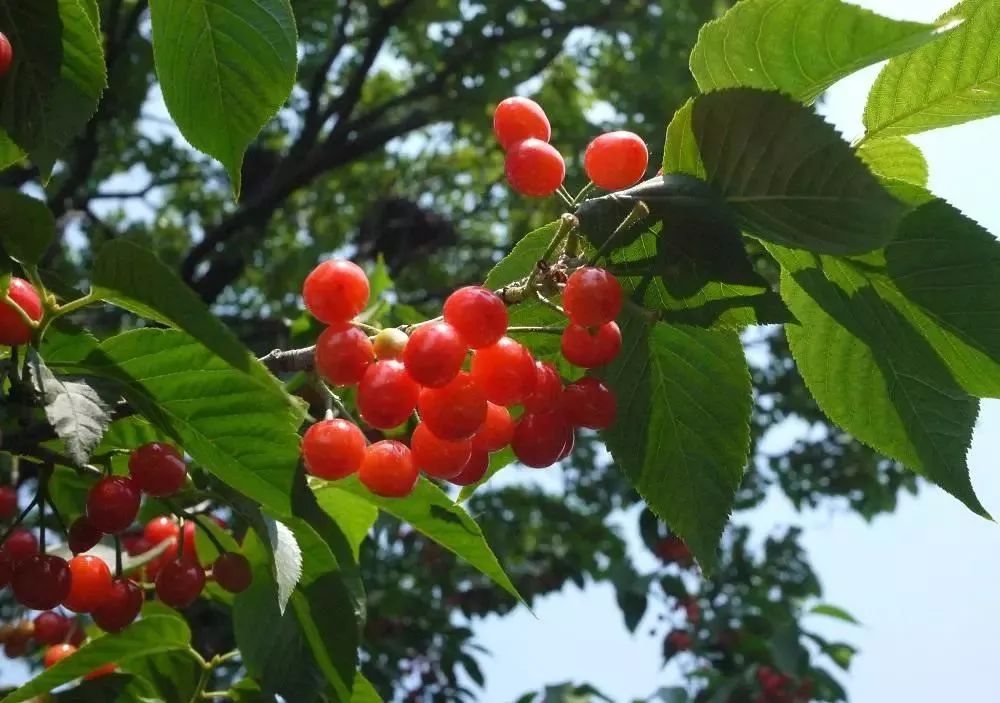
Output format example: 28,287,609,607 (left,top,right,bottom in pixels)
50,673,160,703
119,650,204,703
0,190,55,265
